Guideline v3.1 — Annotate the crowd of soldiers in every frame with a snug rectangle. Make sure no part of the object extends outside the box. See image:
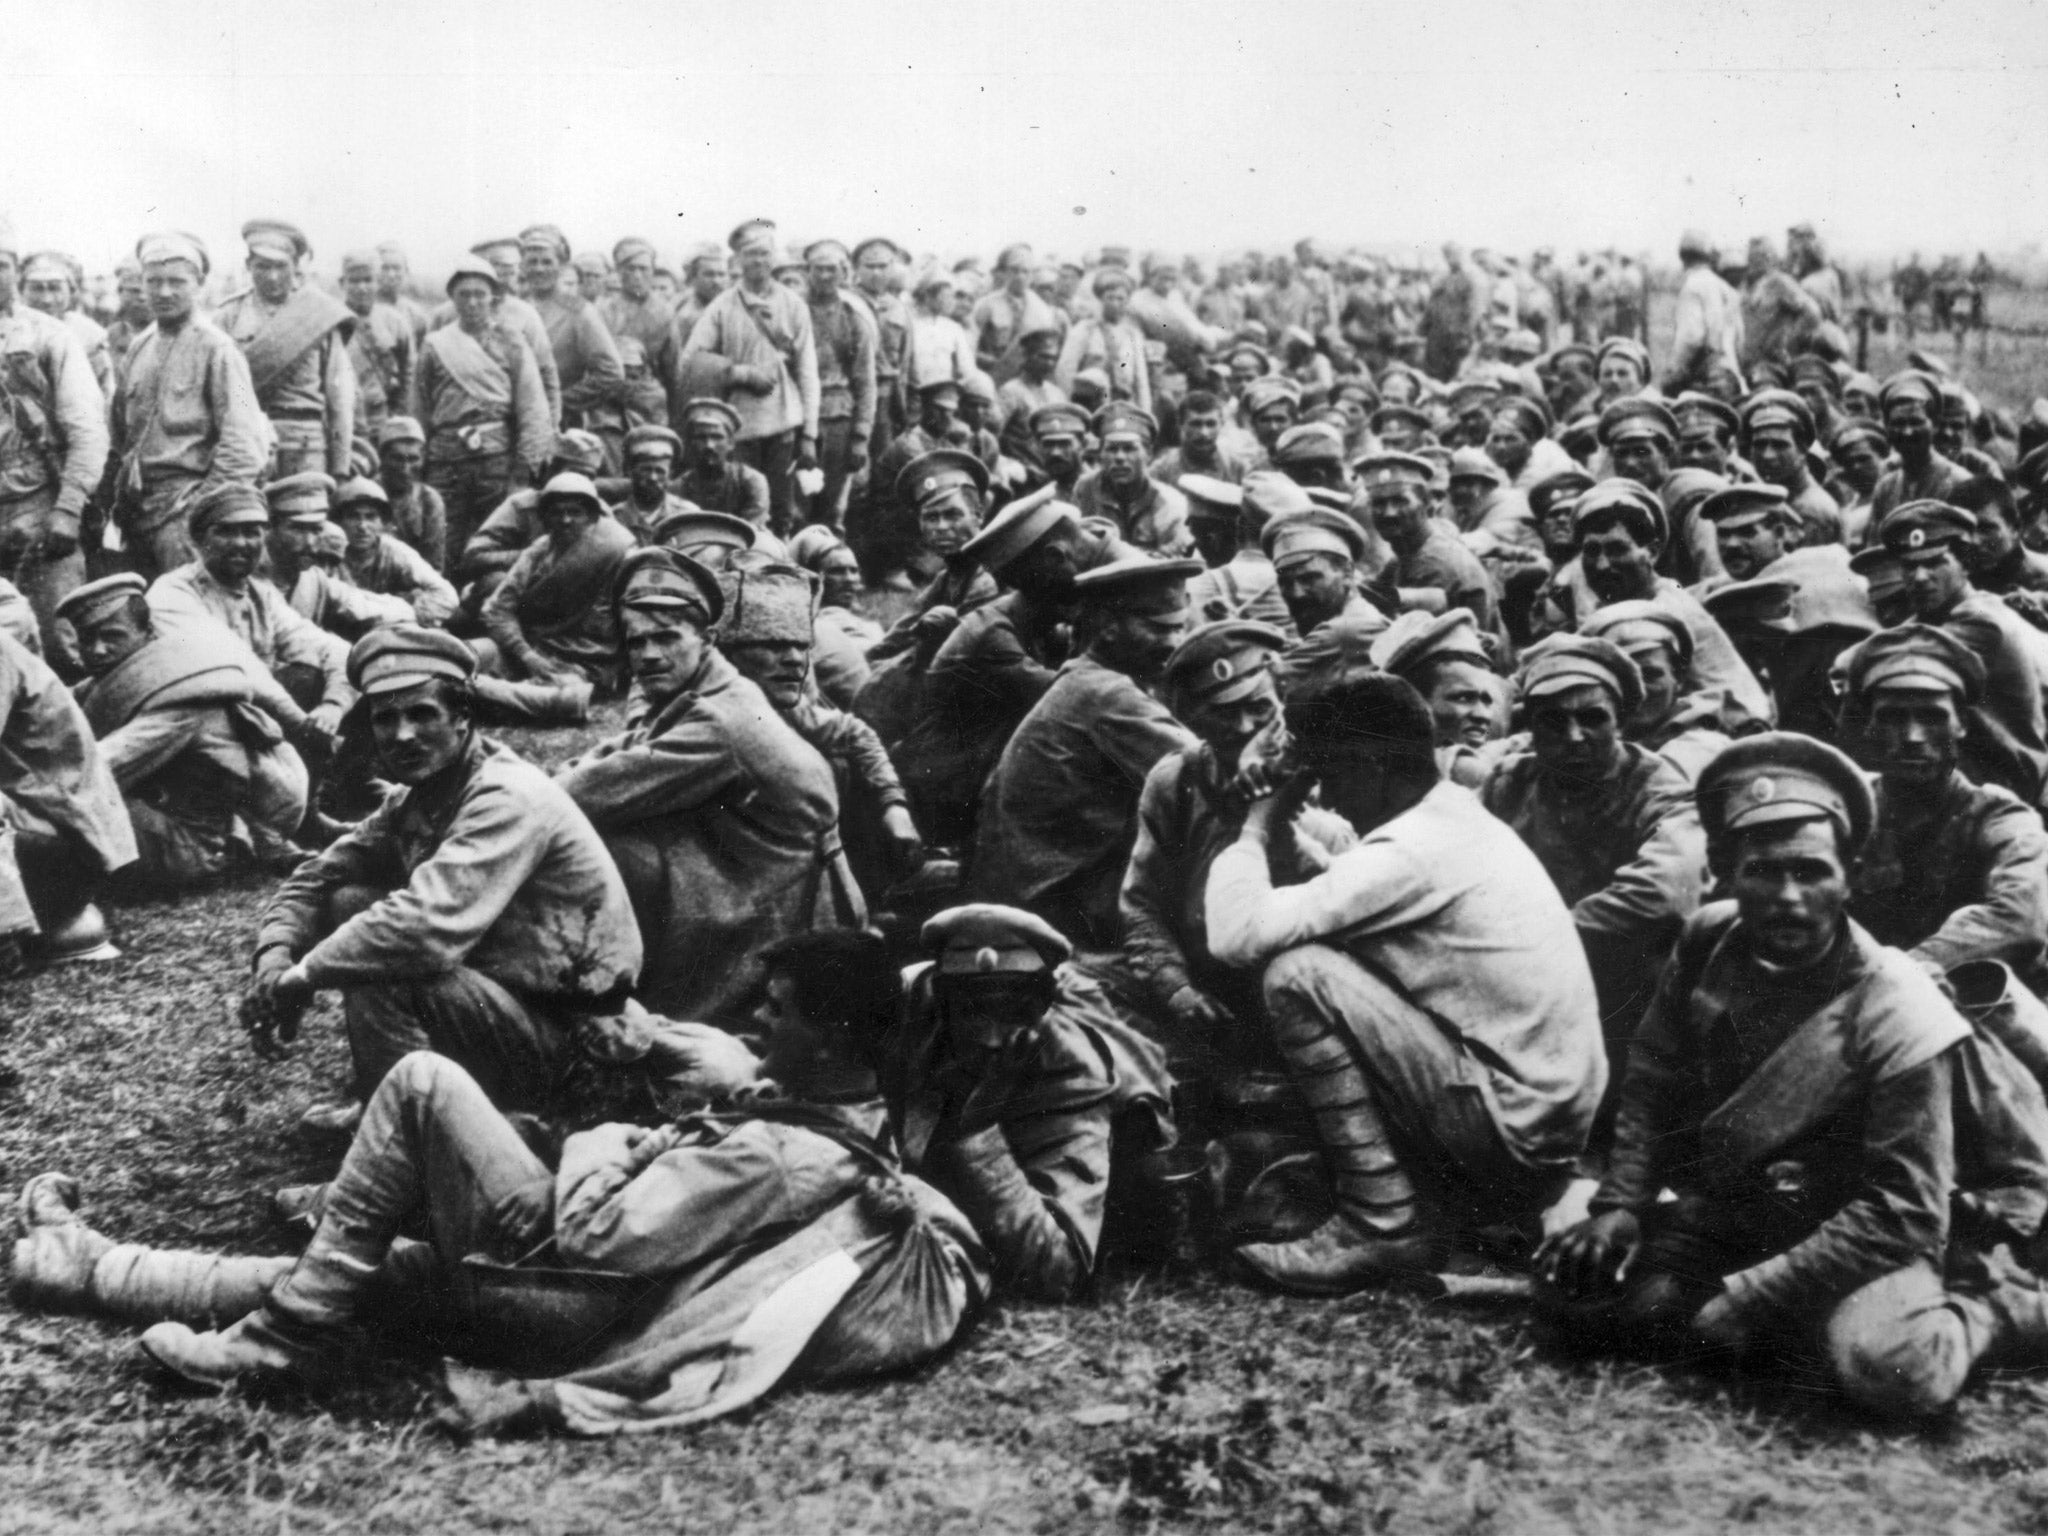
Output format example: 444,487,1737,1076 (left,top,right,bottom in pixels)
9,210,2048,1434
